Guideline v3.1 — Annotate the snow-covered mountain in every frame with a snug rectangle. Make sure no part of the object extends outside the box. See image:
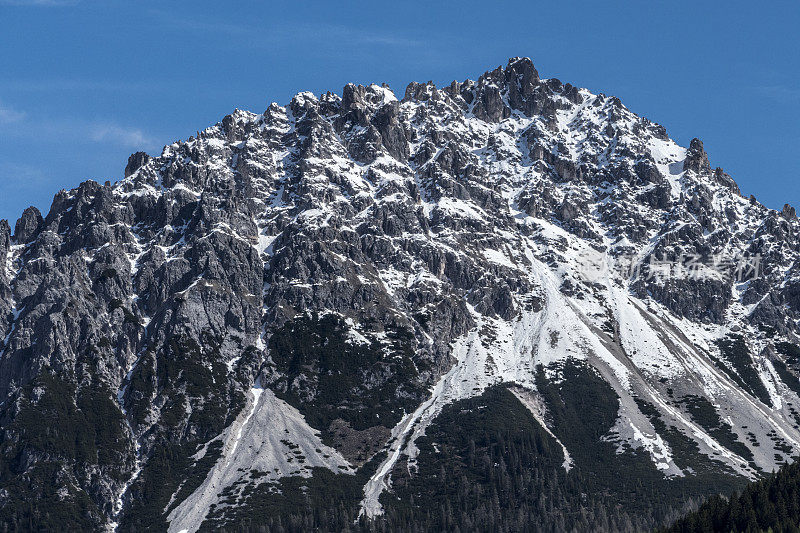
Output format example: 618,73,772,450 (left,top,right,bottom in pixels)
2,57,800,532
